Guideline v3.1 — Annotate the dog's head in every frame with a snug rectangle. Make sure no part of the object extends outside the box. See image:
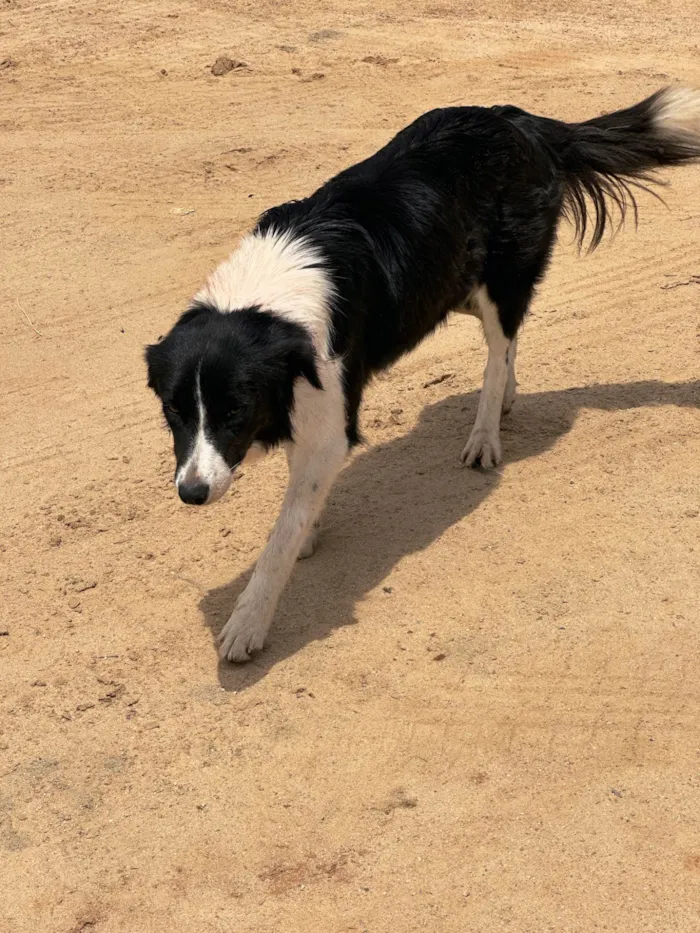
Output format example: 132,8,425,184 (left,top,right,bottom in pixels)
145,303,321,505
